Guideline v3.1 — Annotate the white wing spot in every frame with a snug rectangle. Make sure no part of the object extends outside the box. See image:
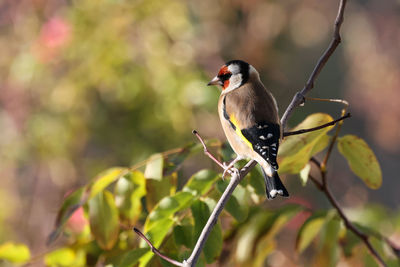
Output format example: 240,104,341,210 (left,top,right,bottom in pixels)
267,133,273,139
259,135,266,140
271,143,276,147
262,151,266,156
262,146,268,149
271,153,277,156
